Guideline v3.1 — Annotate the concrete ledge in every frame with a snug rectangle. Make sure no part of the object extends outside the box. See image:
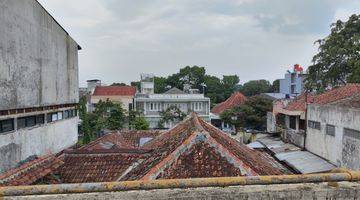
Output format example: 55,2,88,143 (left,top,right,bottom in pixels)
4,182,360,200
